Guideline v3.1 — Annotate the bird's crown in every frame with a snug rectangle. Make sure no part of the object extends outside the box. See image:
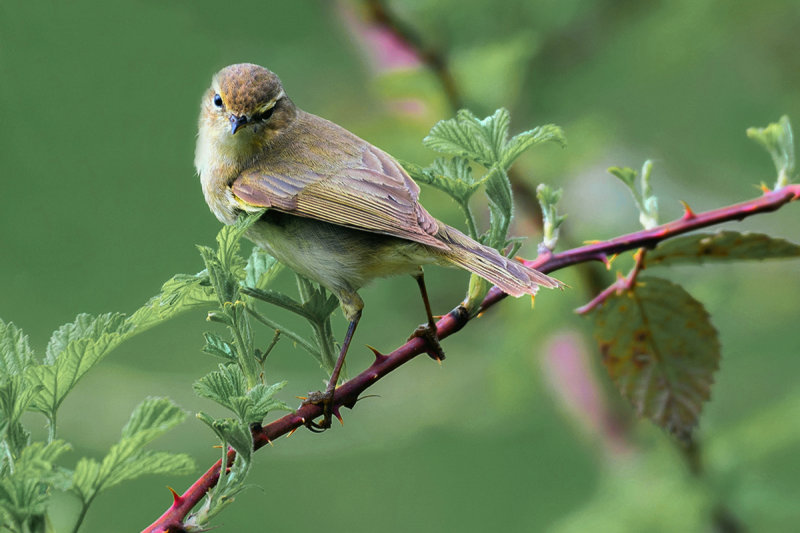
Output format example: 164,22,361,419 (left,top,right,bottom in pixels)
212,63,284,116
